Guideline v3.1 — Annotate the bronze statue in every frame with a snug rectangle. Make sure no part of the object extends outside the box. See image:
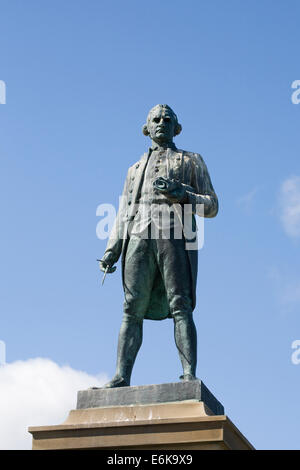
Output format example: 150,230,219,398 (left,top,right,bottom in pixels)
99,104,218,388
